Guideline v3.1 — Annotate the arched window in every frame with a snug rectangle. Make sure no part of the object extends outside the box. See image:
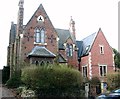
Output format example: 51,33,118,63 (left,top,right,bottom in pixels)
66,44,69,56
69,44,73,56
40,61,45,66
66,44,73,57
35,28,40,43
40,29,45,43
35,61,39,66
35,28,45,43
